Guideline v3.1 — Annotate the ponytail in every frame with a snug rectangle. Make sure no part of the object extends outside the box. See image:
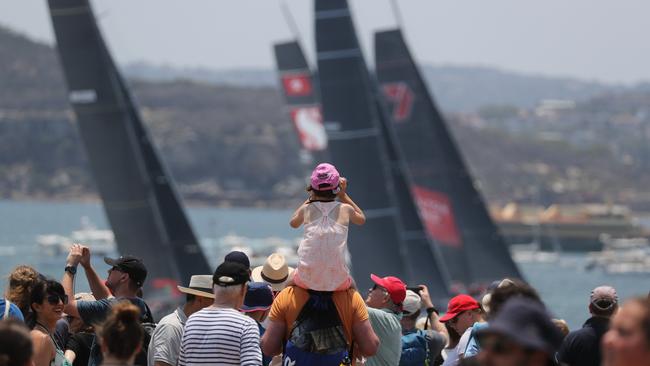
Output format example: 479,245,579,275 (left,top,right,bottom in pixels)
97,302,143,360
